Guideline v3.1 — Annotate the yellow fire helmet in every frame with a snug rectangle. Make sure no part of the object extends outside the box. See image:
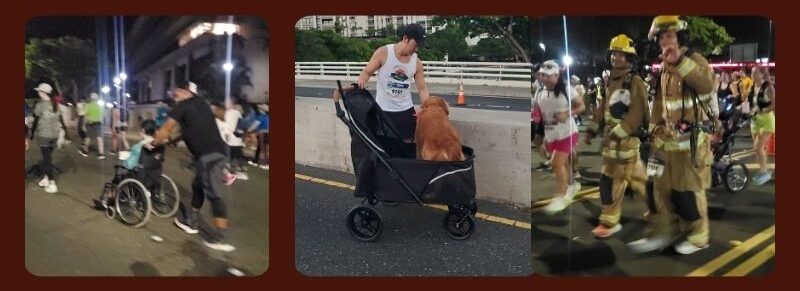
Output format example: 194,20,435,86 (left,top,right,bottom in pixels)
608,34,636,55
648,15,687,41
